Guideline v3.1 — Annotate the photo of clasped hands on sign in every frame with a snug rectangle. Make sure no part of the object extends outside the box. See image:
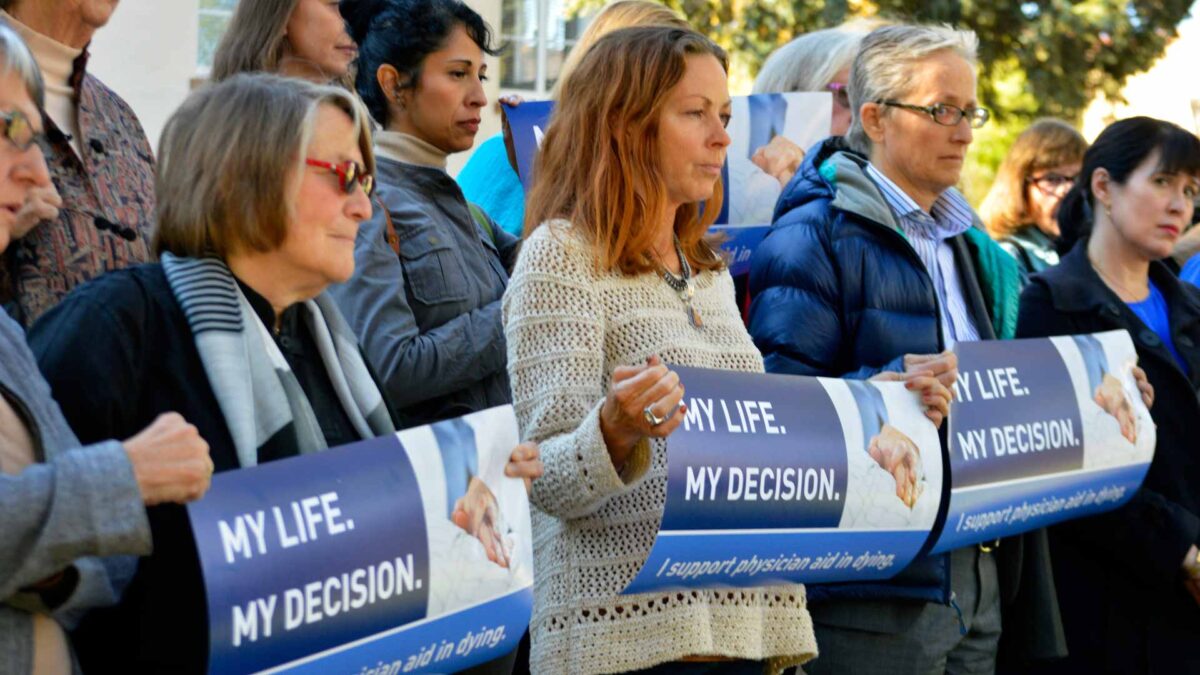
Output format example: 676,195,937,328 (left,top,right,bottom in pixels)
1067,333,1156,468
396,408,537,616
